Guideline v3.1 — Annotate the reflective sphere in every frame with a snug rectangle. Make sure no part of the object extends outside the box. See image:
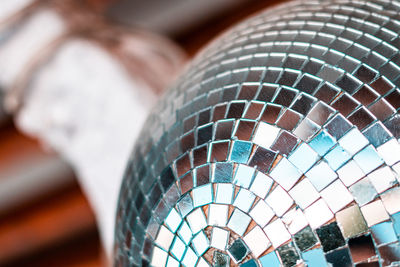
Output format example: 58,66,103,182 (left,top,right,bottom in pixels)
114,0,400,266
